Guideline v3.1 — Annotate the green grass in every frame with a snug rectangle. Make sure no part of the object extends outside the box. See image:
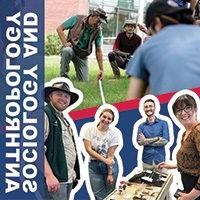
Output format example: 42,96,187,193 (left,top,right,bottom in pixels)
45,55,129,110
